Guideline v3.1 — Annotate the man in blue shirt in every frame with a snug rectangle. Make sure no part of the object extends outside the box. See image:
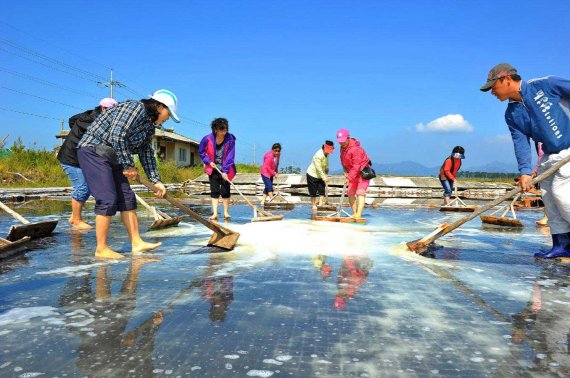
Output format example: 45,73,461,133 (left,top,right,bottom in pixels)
481,63,570,259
